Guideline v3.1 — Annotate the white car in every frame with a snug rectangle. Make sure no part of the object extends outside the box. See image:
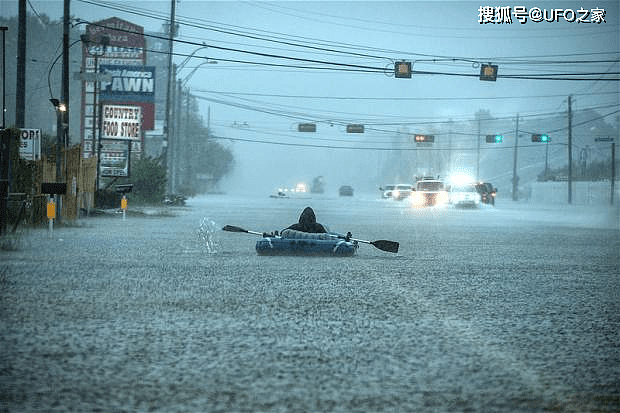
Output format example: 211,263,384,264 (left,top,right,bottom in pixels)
449,184,481,207
380,184,396,199
409,179,449,207
380,184,413,200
